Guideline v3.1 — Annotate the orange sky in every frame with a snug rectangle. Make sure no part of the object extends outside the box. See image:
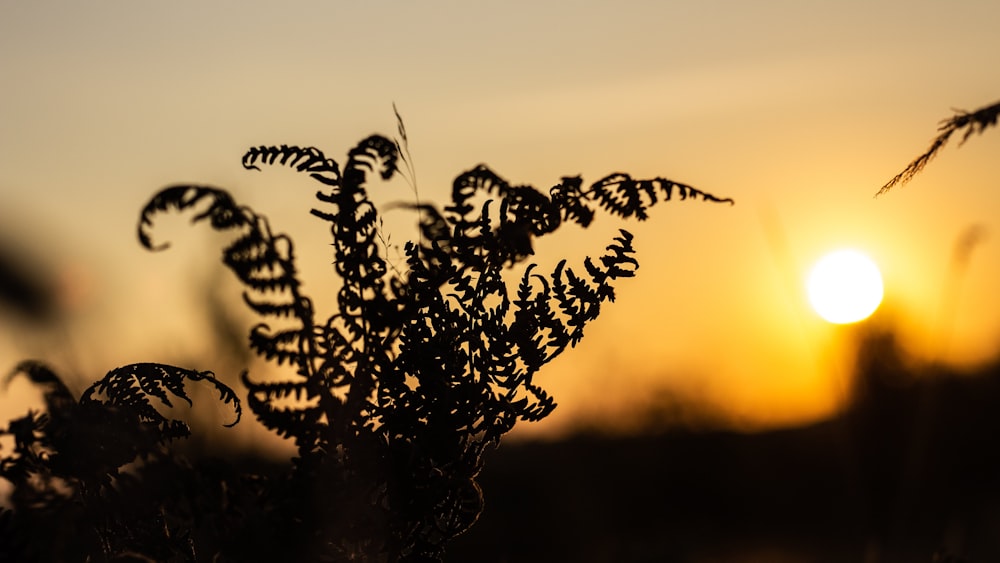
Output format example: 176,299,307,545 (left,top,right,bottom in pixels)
2,1,999,439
